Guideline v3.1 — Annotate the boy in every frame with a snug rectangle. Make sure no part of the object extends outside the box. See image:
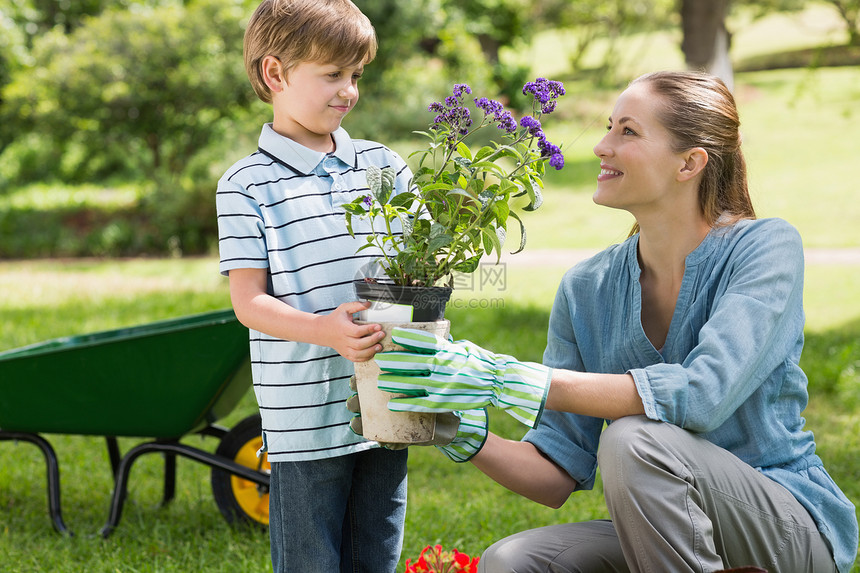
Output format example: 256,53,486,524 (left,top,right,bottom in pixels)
216,1,413,571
